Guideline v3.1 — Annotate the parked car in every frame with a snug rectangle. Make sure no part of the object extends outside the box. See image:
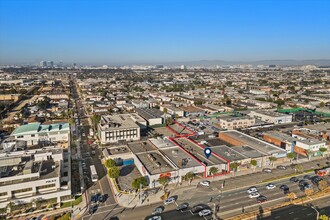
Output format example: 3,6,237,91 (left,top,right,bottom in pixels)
148,216,162,220
266,183,276,190
290,177,299,183
263,168,272,173
311,176,323,184
199,209,212,217
176,202,189,211
249,192,260,198
89,205,98,214
199,181,210,186
164,196,176,205
277,165,287,170
98,195,104,203
152,207,163,215
247,187,258,194
256,195,267,203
